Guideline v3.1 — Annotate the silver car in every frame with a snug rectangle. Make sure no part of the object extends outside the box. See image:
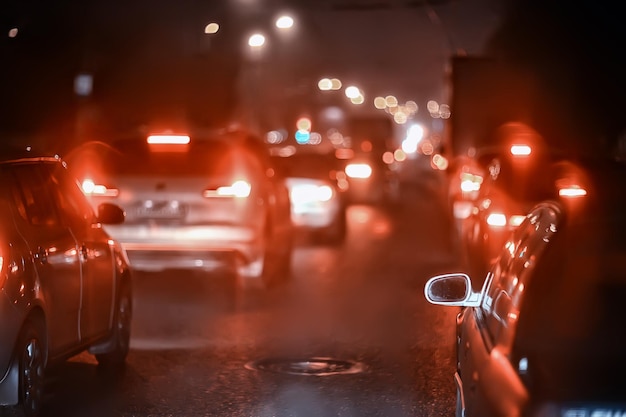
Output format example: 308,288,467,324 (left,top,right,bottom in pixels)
0,148,132,417
65,128,294,288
